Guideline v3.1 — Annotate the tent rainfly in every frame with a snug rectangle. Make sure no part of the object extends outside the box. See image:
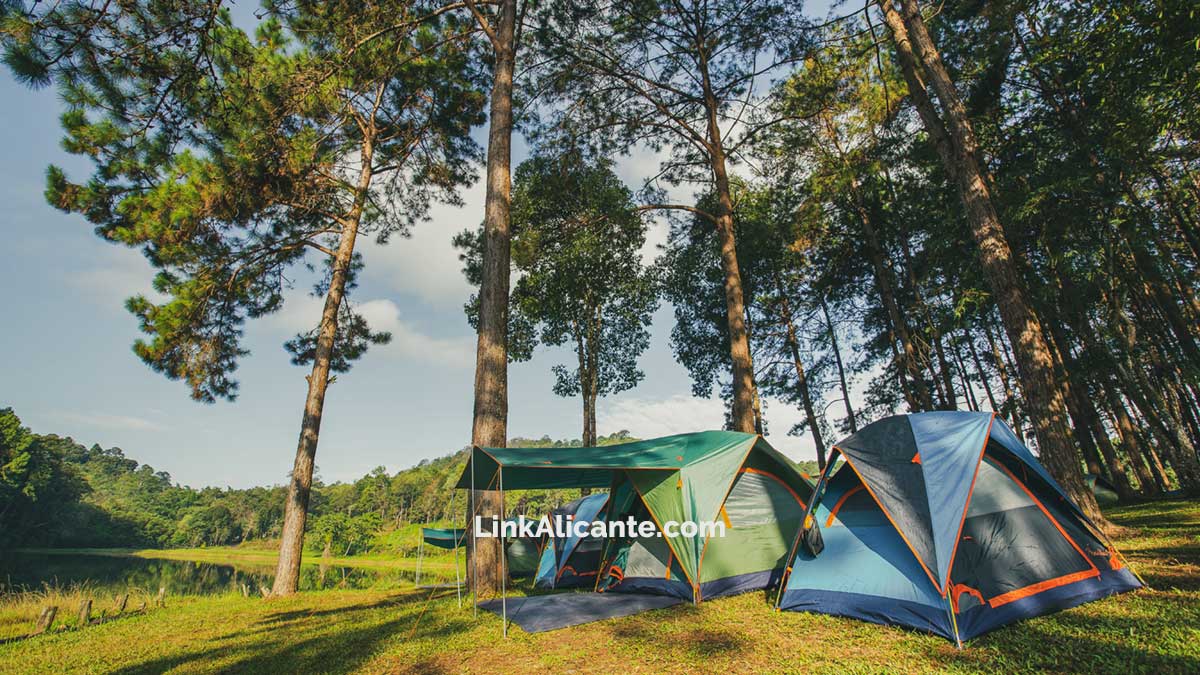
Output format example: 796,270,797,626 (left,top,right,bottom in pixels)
777,411,1143,646
457,431,813,610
